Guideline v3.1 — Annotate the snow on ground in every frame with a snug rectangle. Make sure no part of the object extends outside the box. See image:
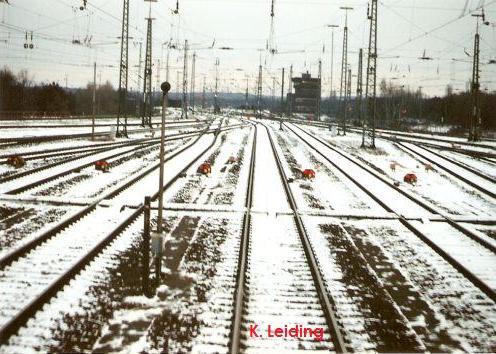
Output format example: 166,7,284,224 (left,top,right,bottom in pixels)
251,124,291,214
359,218,496,352
0,213,145,353
401,142,495,195
90,213,242,354
110,129,219,207
411,219,496,289
165,126,252,208
23,139,185,199
287,123,433,218
0,115,494,353
269,122,383,213
242,213,334,353
433,148,496,179
299,124,496,217
0,201,79,256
